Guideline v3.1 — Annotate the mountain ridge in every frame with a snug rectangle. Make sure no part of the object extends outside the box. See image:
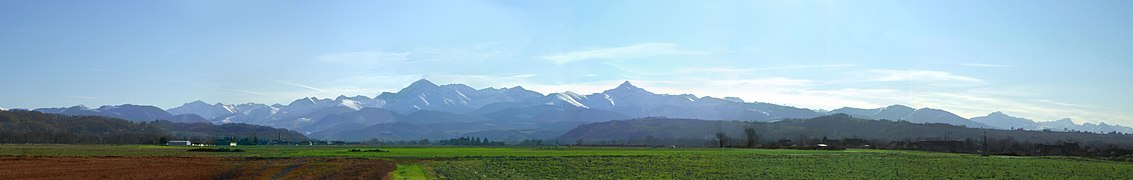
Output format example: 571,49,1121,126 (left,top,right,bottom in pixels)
31,79,1133,141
